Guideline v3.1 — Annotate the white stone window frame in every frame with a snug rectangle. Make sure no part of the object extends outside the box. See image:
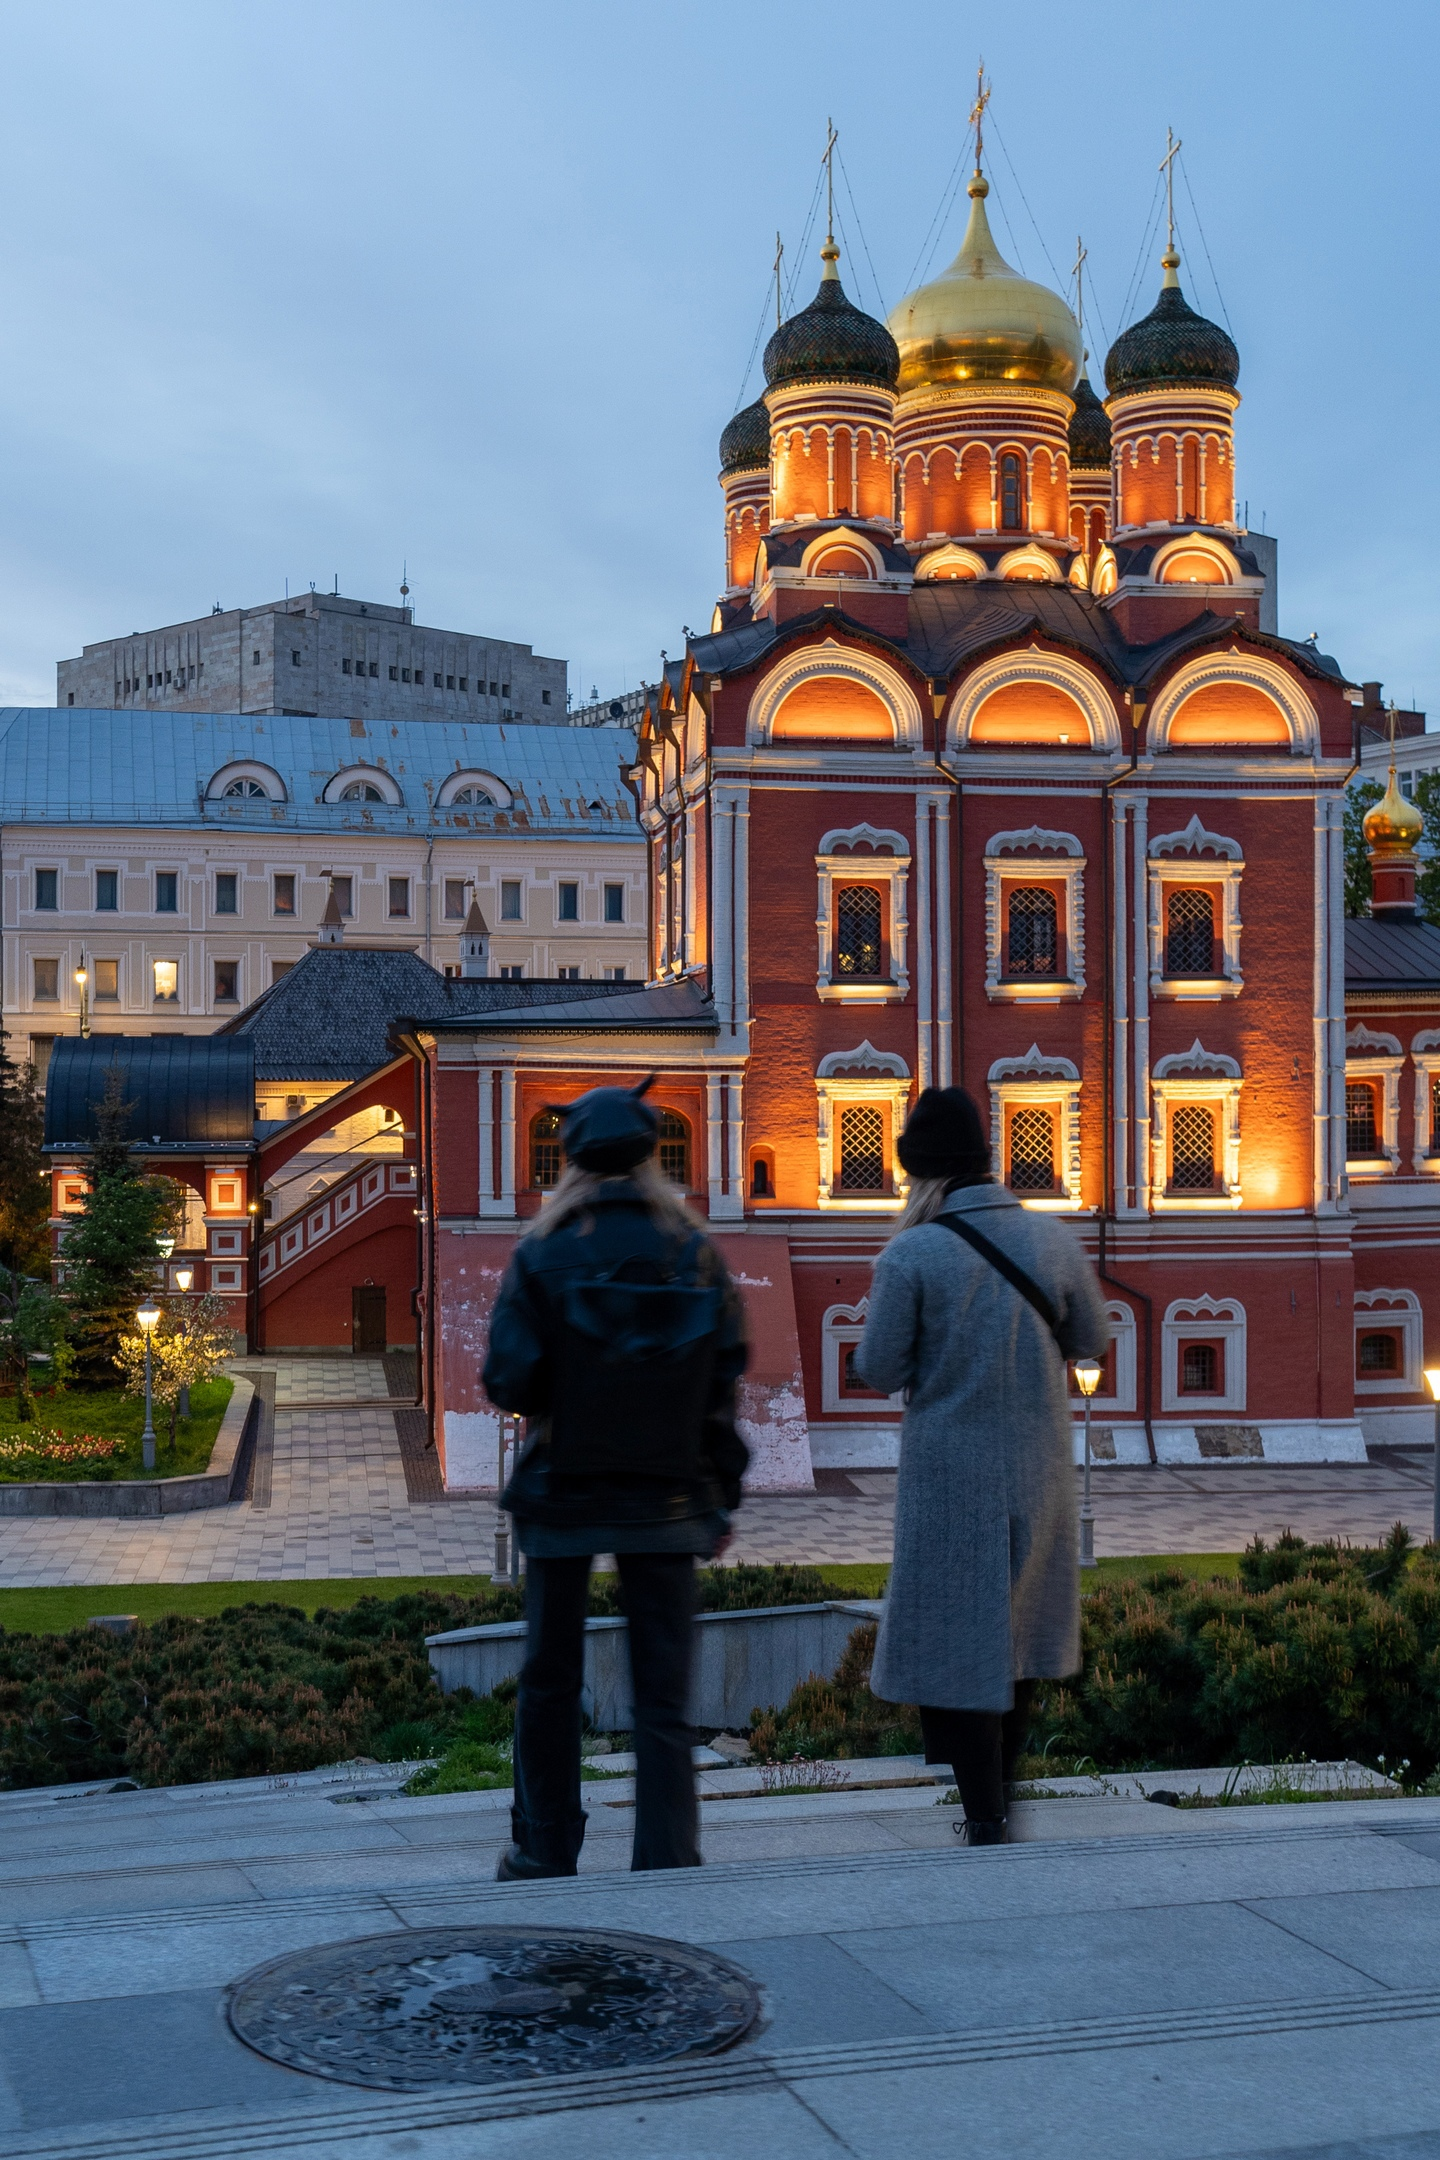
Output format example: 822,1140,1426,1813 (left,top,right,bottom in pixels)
983,828,1086,1003
1411,1029,1440,1172
815,824,910,1005
1345,1024,1403,1177
988,1046,1082,1211
1075,1301,1138,1415
746,637,924,749
1354,1288,1424,1397
815,1042,910,1214
1161,1294,1247,1413
1146,651,1320,758
1149,1042,1243,1211
1148,816,1244,1001
821,1298,906,1415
